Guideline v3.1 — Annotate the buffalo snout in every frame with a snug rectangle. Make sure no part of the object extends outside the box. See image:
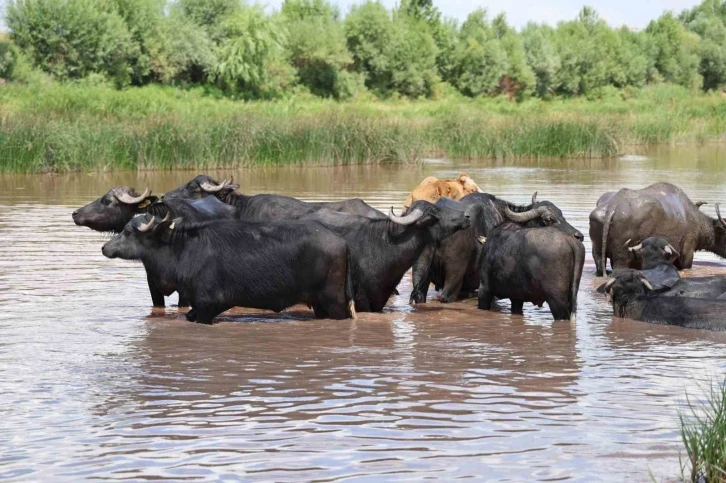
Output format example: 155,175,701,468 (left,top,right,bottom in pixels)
574,231,584,242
